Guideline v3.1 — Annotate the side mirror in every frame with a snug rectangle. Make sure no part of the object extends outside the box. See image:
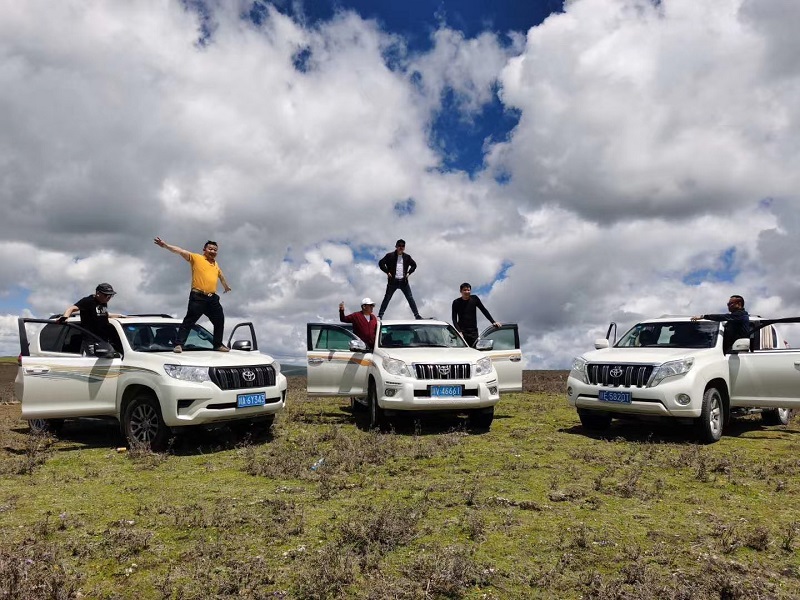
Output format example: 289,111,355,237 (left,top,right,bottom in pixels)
349,339,367,352
93,344,116,359
594,339,610,350
730,338,750,353
232,340,252,351
474,339,494,351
